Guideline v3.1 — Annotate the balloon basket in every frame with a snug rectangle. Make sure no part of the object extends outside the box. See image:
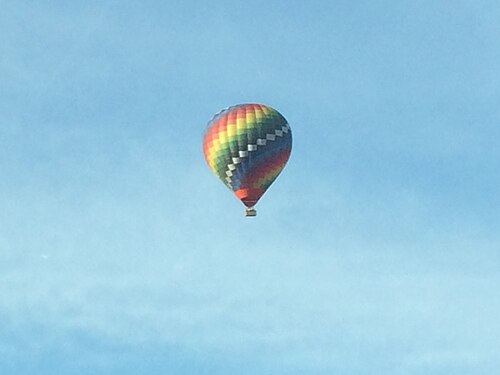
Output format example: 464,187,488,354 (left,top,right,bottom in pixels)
245,208,257,217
